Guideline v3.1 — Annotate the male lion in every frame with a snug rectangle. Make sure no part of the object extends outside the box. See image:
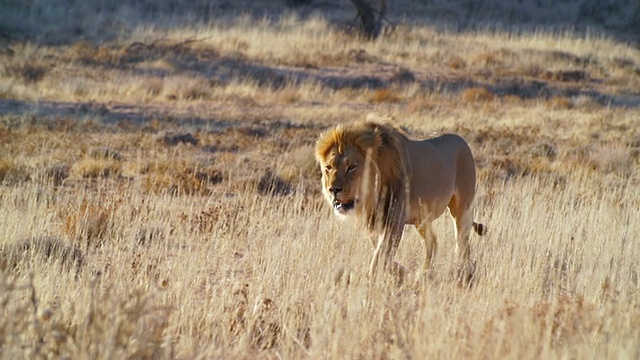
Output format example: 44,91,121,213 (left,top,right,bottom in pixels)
315,120,486,283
